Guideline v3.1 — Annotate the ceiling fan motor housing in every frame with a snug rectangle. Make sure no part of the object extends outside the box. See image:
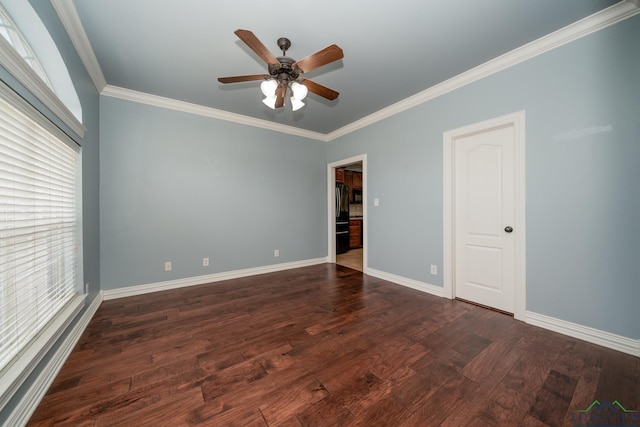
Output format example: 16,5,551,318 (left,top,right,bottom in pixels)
269,56,301,82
